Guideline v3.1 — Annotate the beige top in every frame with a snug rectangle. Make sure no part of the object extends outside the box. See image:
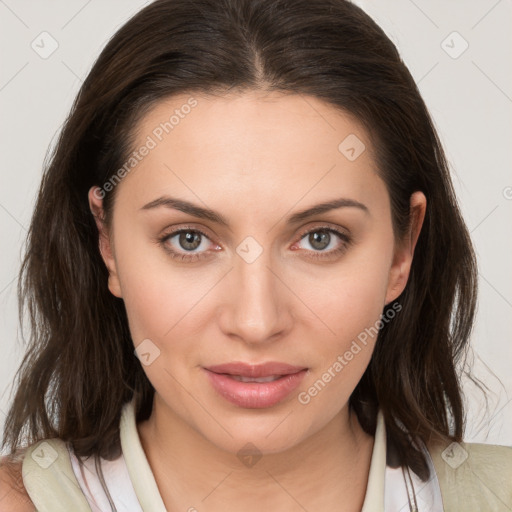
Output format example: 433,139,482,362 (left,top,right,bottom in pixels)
21,399,512,511
67,401,443,511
